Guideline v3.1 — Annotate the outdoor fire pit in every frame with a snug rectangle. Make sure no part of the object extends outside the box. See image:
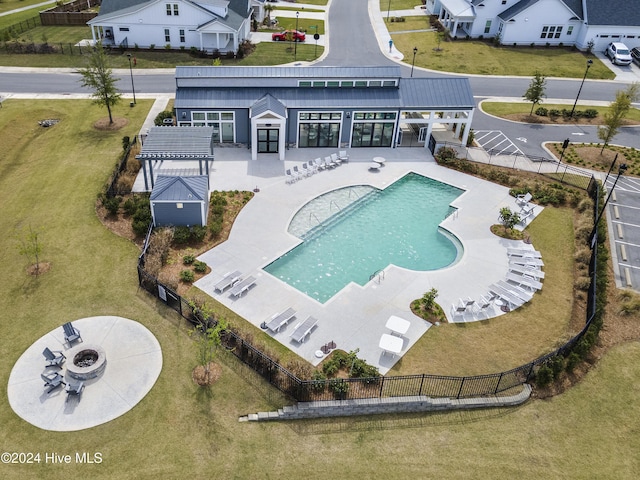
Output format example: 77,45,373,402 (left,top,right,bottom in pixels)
66,344,107,381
